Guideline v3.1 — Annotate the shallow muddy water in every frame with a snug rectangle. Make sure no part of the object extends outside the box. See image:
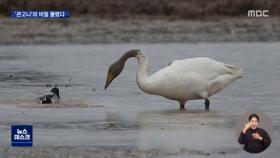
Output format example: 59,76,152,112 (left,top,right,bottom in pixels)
0,43,279,157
